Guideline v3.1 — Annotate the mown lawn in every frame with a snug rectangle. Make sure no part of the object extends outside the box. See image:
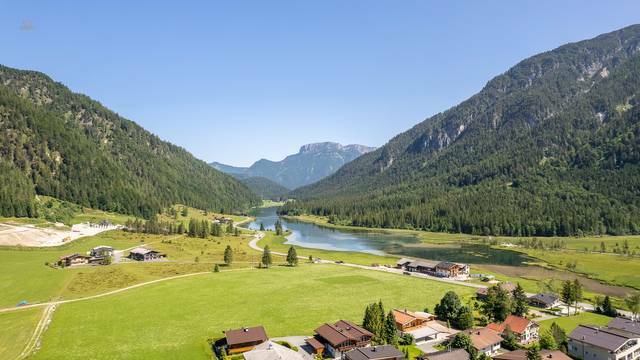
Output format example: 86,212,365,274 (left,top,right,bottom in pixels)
0,307,42,360
539,312,613,334
33,264,475,359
